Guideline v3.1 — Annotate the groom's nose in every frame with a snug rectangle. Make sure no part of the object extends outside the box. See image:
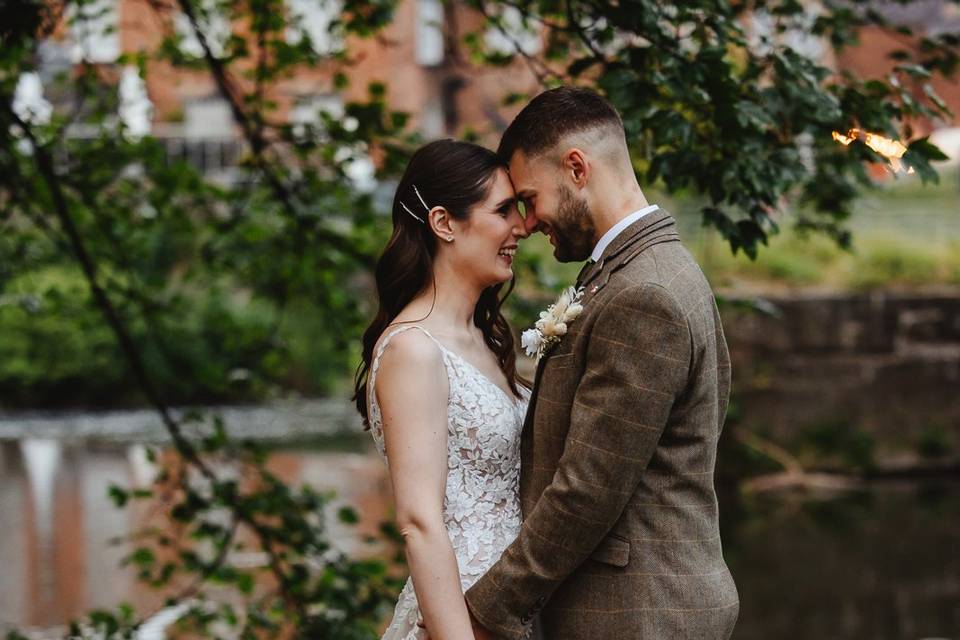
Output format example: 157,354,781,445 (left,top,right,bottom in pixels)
523,210,542,235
